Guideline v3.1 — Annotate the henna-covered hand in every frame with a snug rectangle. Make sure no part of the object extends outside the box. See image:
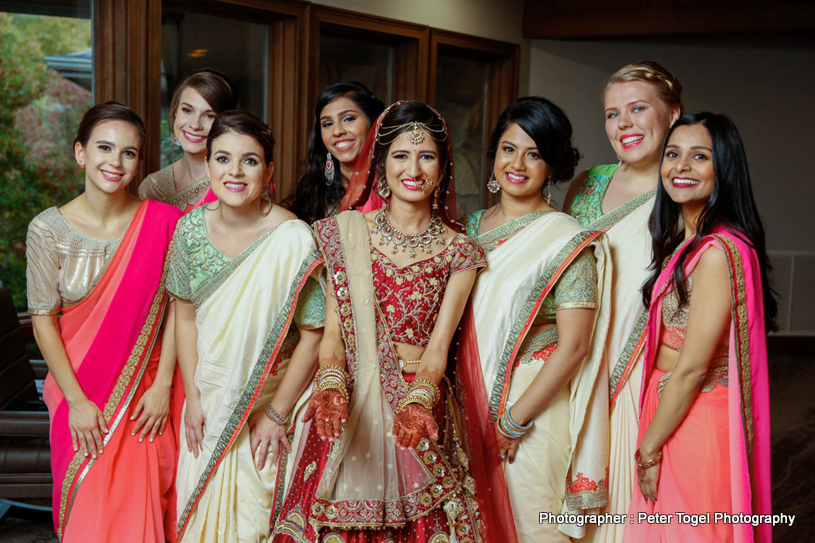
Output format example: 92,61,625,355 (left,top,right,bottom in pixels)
303,390,348,442
393,403,439,450
494,421,521,464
